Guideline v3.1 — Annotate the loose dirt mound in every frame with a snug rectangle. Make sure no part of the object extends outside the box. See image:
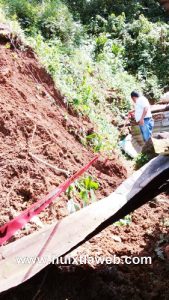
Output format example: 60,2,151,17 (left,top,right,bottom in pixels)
0,41,126,240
